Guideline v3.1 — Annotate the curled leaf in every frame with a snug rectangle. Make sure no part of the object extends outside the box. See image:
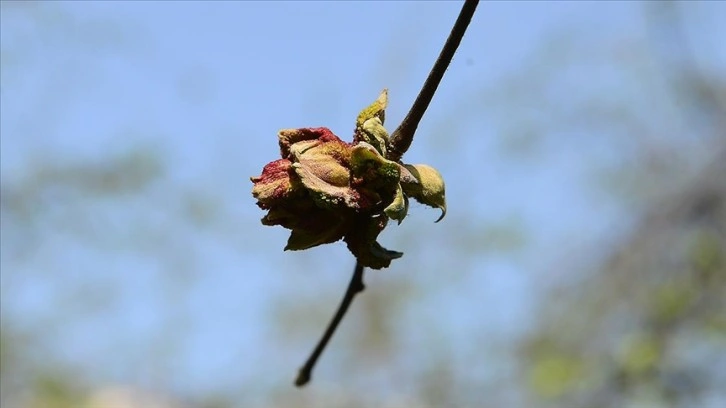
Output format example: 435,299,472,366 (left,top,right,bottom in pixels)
384,184,409,224
402,164,447,222
279,127,344,159
356,89,388,128
251,159,299,207
285,216,348,251
350,142,401,189
344,215,402,270
354,90,389,152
